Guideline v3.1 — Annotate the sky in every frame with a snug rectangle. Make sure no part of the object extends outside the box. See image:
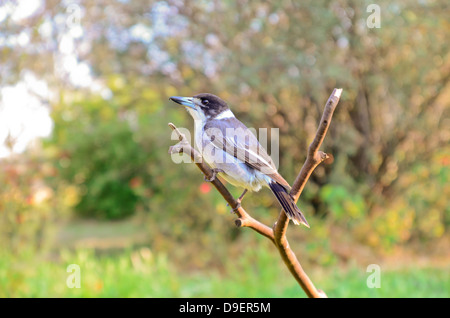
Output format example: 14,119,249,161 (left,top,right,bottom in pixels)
0,74,53,157
0,0,95,158
0,0,49,157
0,0,183,158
